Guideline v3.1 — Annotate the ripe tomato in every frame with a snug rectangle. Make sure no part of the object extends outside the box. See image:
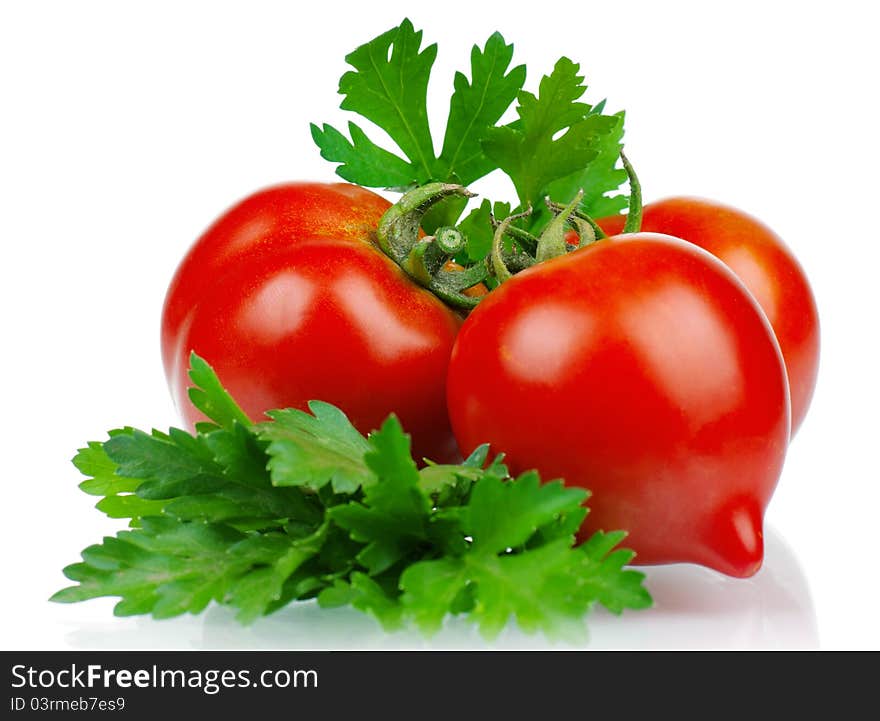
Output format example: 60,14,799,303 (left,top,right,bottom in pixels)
162,183,392,374
447,233,790,577
598,198,819,434
162,183,462,463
